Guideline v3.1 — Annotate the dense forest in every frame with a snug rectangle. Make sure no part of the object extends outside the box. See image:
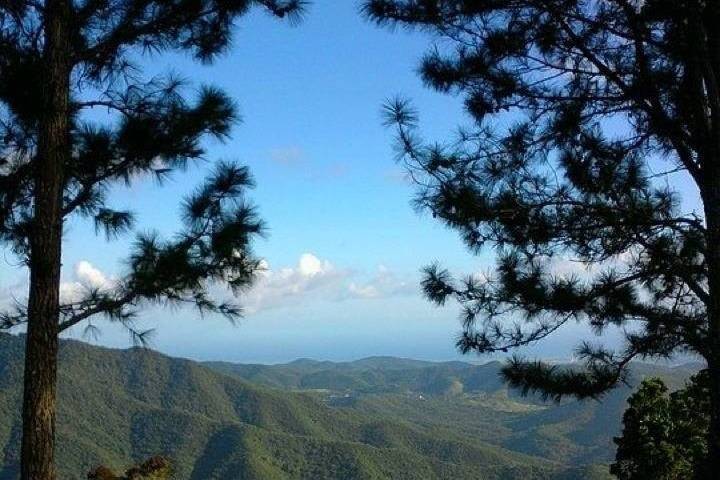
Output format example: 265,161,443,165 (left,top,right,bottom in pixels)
0,333,701,479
